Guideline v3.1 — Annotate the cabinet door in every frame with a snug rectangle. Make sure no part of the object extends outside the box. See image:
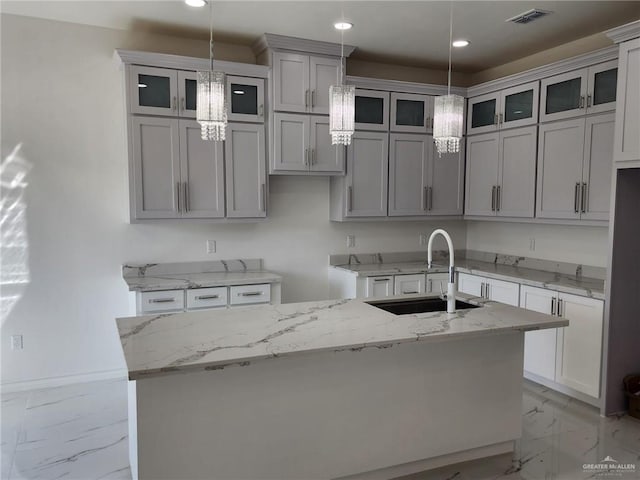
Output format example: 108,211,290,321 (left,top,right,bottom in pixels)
581,113,614,221
426,273,449,295
354,89,389,131
365,276,394,298
390,93,429,133
428,138,464,215
273,52,309,113
486,278,520,306
540,69,588,122
521,285,558,381
345,131,389,217
225,123,267,218
388,133,429,216
467,92,499,135
179,120,225,219
457,273,483,297
587,60,618,115
131,116,181,219
310,116,344,174
394,274,426,295
226,76,265,123
613,38,640,162
273,113,310,172
309,56,340,114
130,66,178,116
465,133,499,216
177,71,197,119
499,81,539,130
497,126,537,218
536,118,585,219
556,293,603,398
